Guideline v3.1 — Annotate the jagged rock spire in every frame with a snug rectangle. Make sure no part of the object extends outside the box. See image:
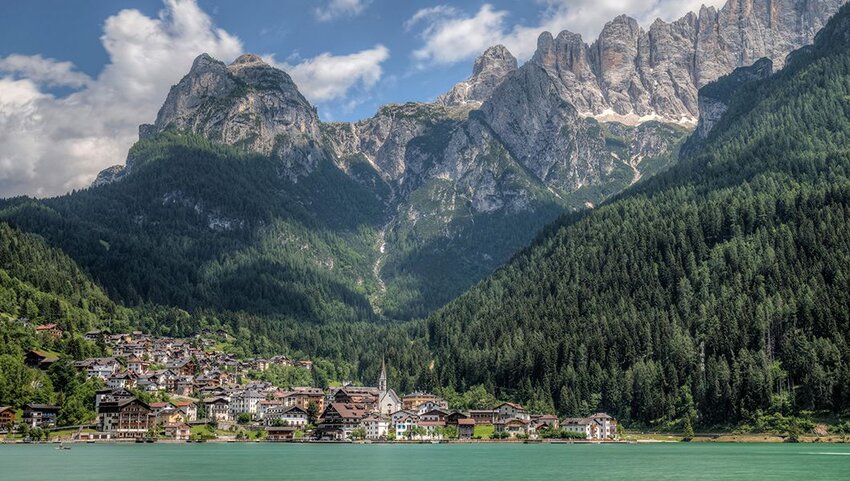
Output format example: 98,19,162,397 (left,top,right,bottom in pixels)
436,44,517,107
